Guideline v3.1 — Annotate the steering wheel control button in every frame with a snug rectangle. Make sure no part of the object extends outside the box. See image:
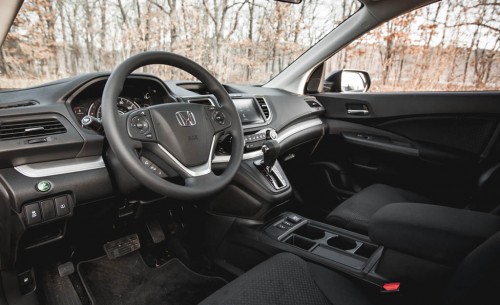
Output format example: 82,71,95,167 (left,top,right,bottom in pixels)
55,196,70,217
36,181,52,192
24,203,42,226
157,169,167,178
40,199,56,221
131,116,150,134
140,157,167,177
128,110,156,141
141,157,152,166
212,111,225,125
149,164,158,173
